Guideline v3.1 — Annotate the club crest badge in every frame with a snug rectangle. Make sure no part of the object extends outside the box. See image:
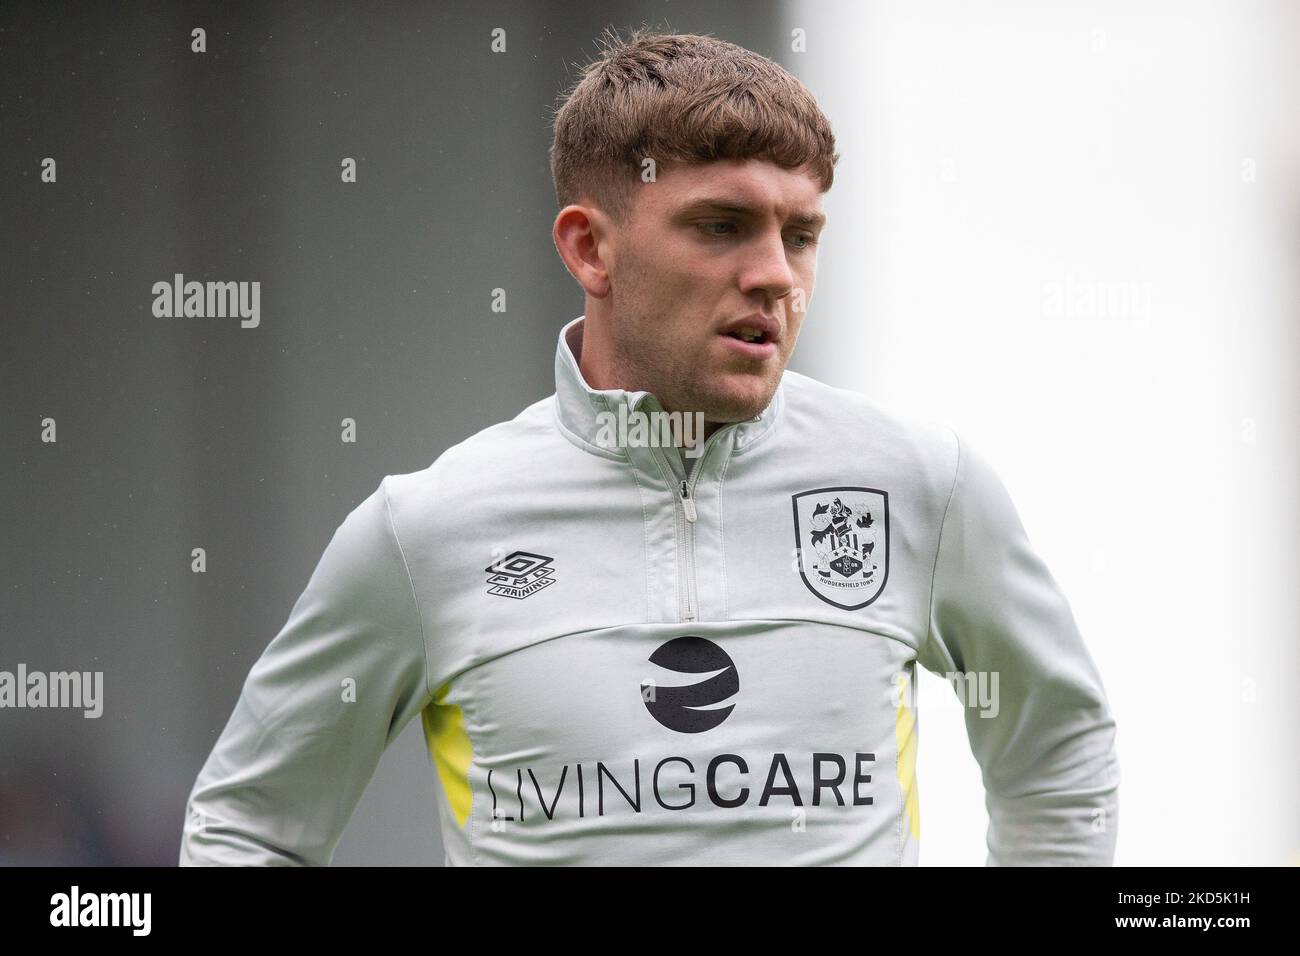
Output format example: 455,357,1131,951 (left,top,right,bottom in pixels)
791,487,889,609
